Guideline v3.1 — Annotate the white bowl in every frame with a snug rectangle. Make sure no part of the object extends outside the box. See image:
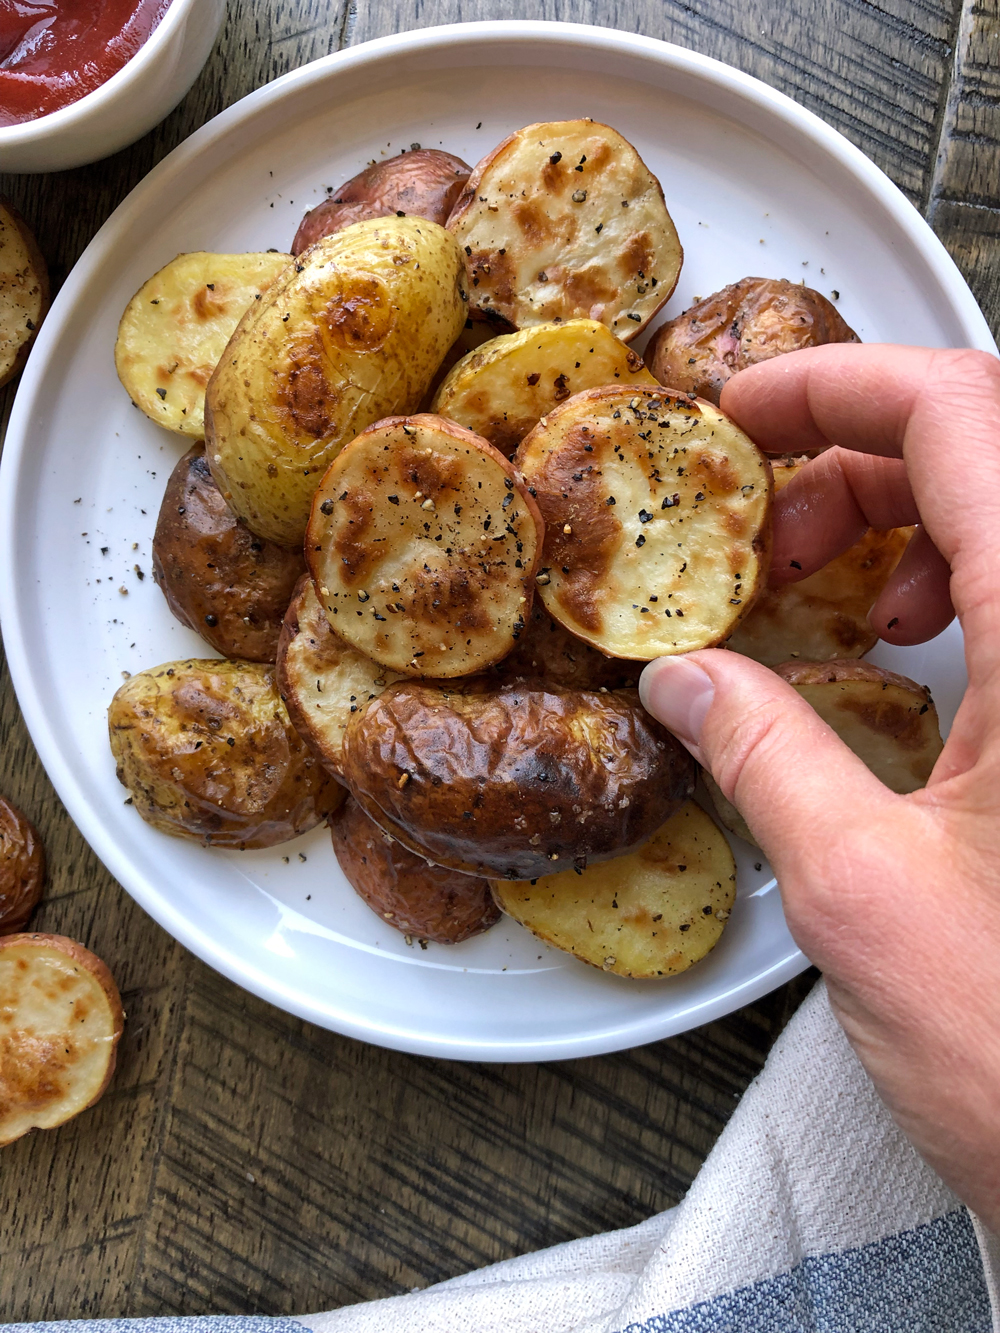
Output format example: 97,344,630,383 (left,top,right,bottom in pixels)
0,0,225,174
